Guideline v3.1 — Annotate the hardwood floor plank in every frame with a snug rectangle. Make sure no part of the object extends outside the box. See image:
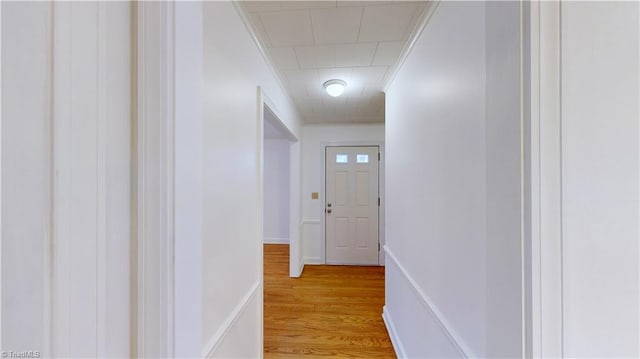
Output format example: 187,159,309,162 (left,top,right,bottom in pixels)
264,244,396,358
